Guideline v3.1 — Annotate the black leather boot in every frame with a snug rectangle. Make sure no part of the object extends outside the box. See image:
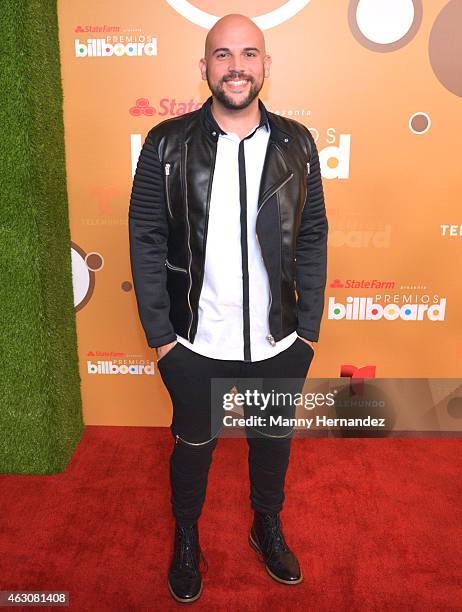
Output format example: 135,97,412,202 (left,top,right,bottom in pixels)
167,522,206,603
249,511,303,585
